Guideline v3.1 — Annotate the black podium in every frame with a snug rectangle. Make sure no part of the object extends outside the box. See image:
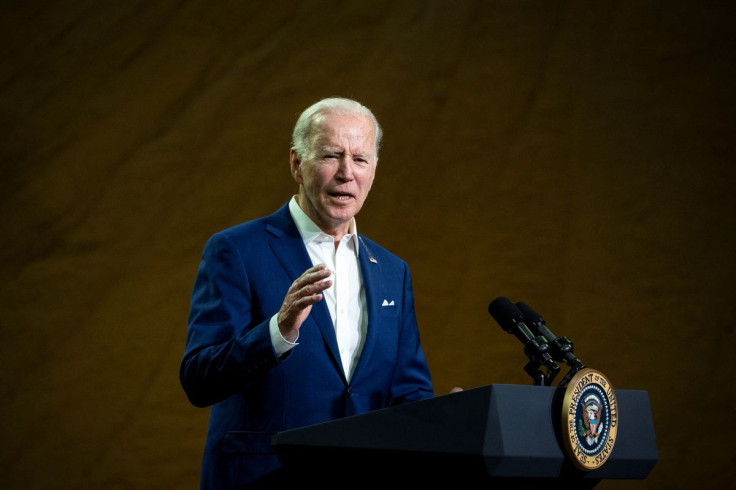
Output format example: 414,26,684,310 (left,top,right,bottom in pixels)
272,384,657,487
